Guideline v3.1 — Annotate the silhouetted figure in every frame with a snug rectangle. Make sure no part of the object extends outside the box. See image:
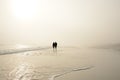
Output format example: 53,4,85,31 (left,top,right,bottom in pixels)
52,42,54,48
54,42,57,48
52,42,57,49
